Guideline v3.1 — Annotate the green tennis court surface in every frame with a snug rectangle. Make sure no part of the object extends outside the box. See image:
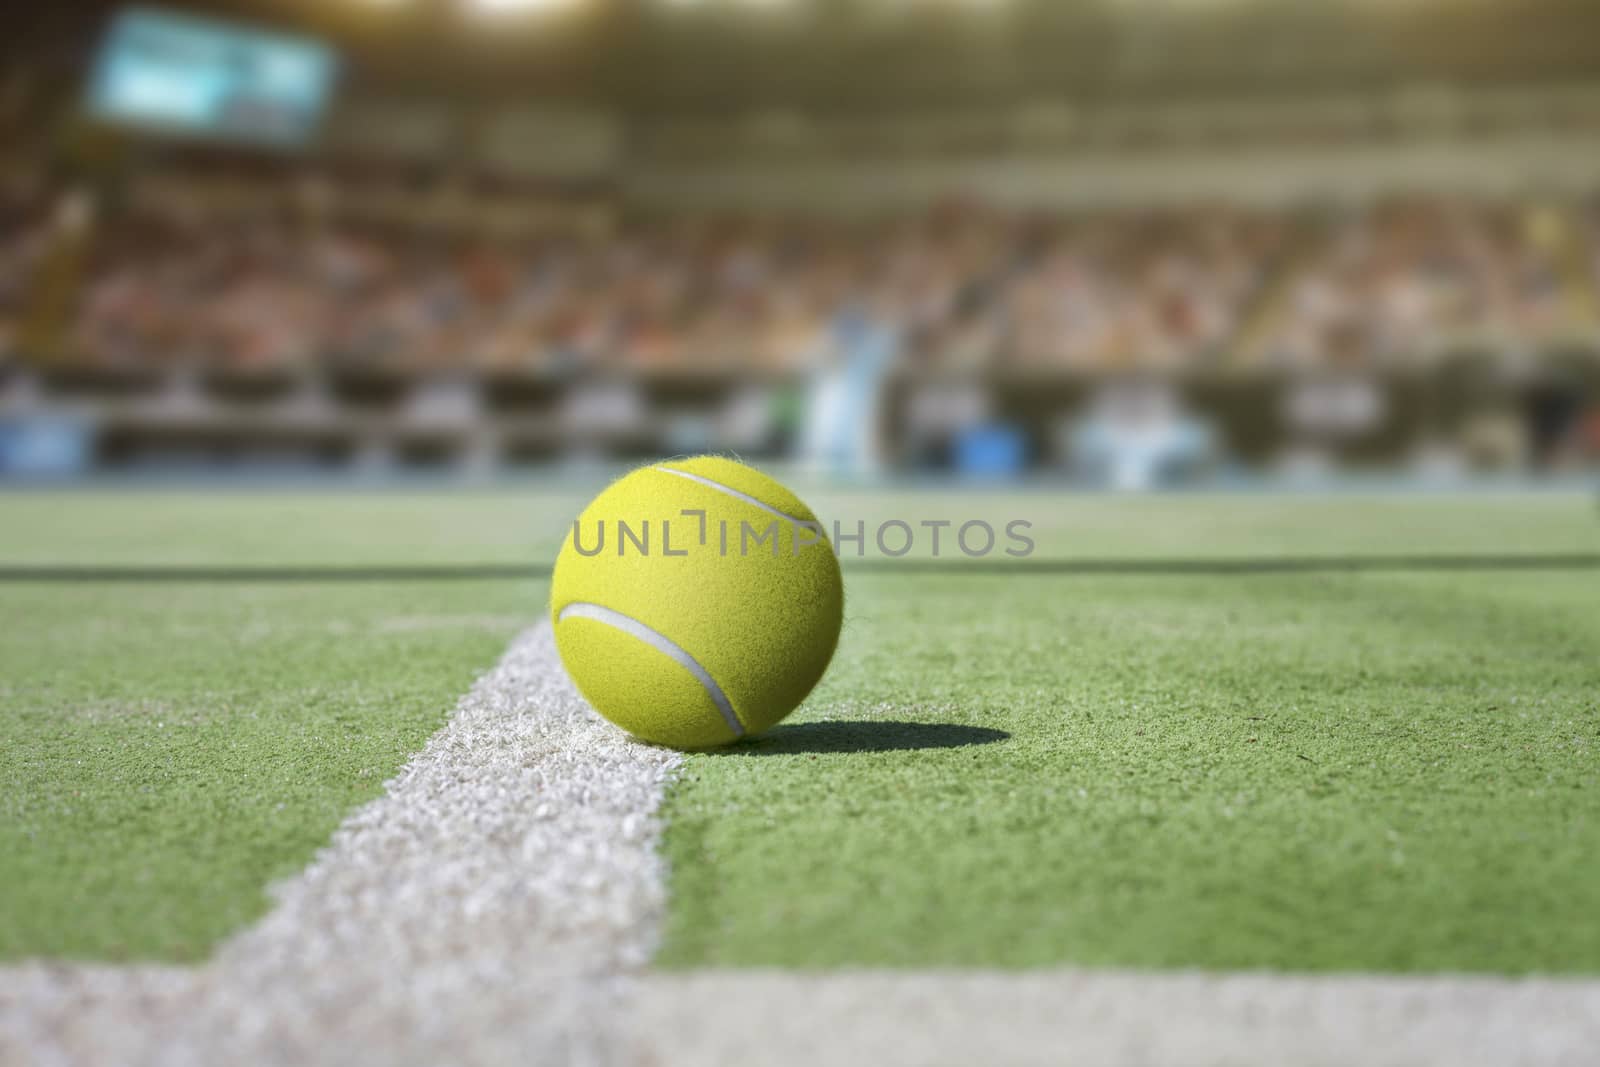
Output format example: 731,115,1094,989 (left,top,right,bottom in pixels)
2,489,1597,972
